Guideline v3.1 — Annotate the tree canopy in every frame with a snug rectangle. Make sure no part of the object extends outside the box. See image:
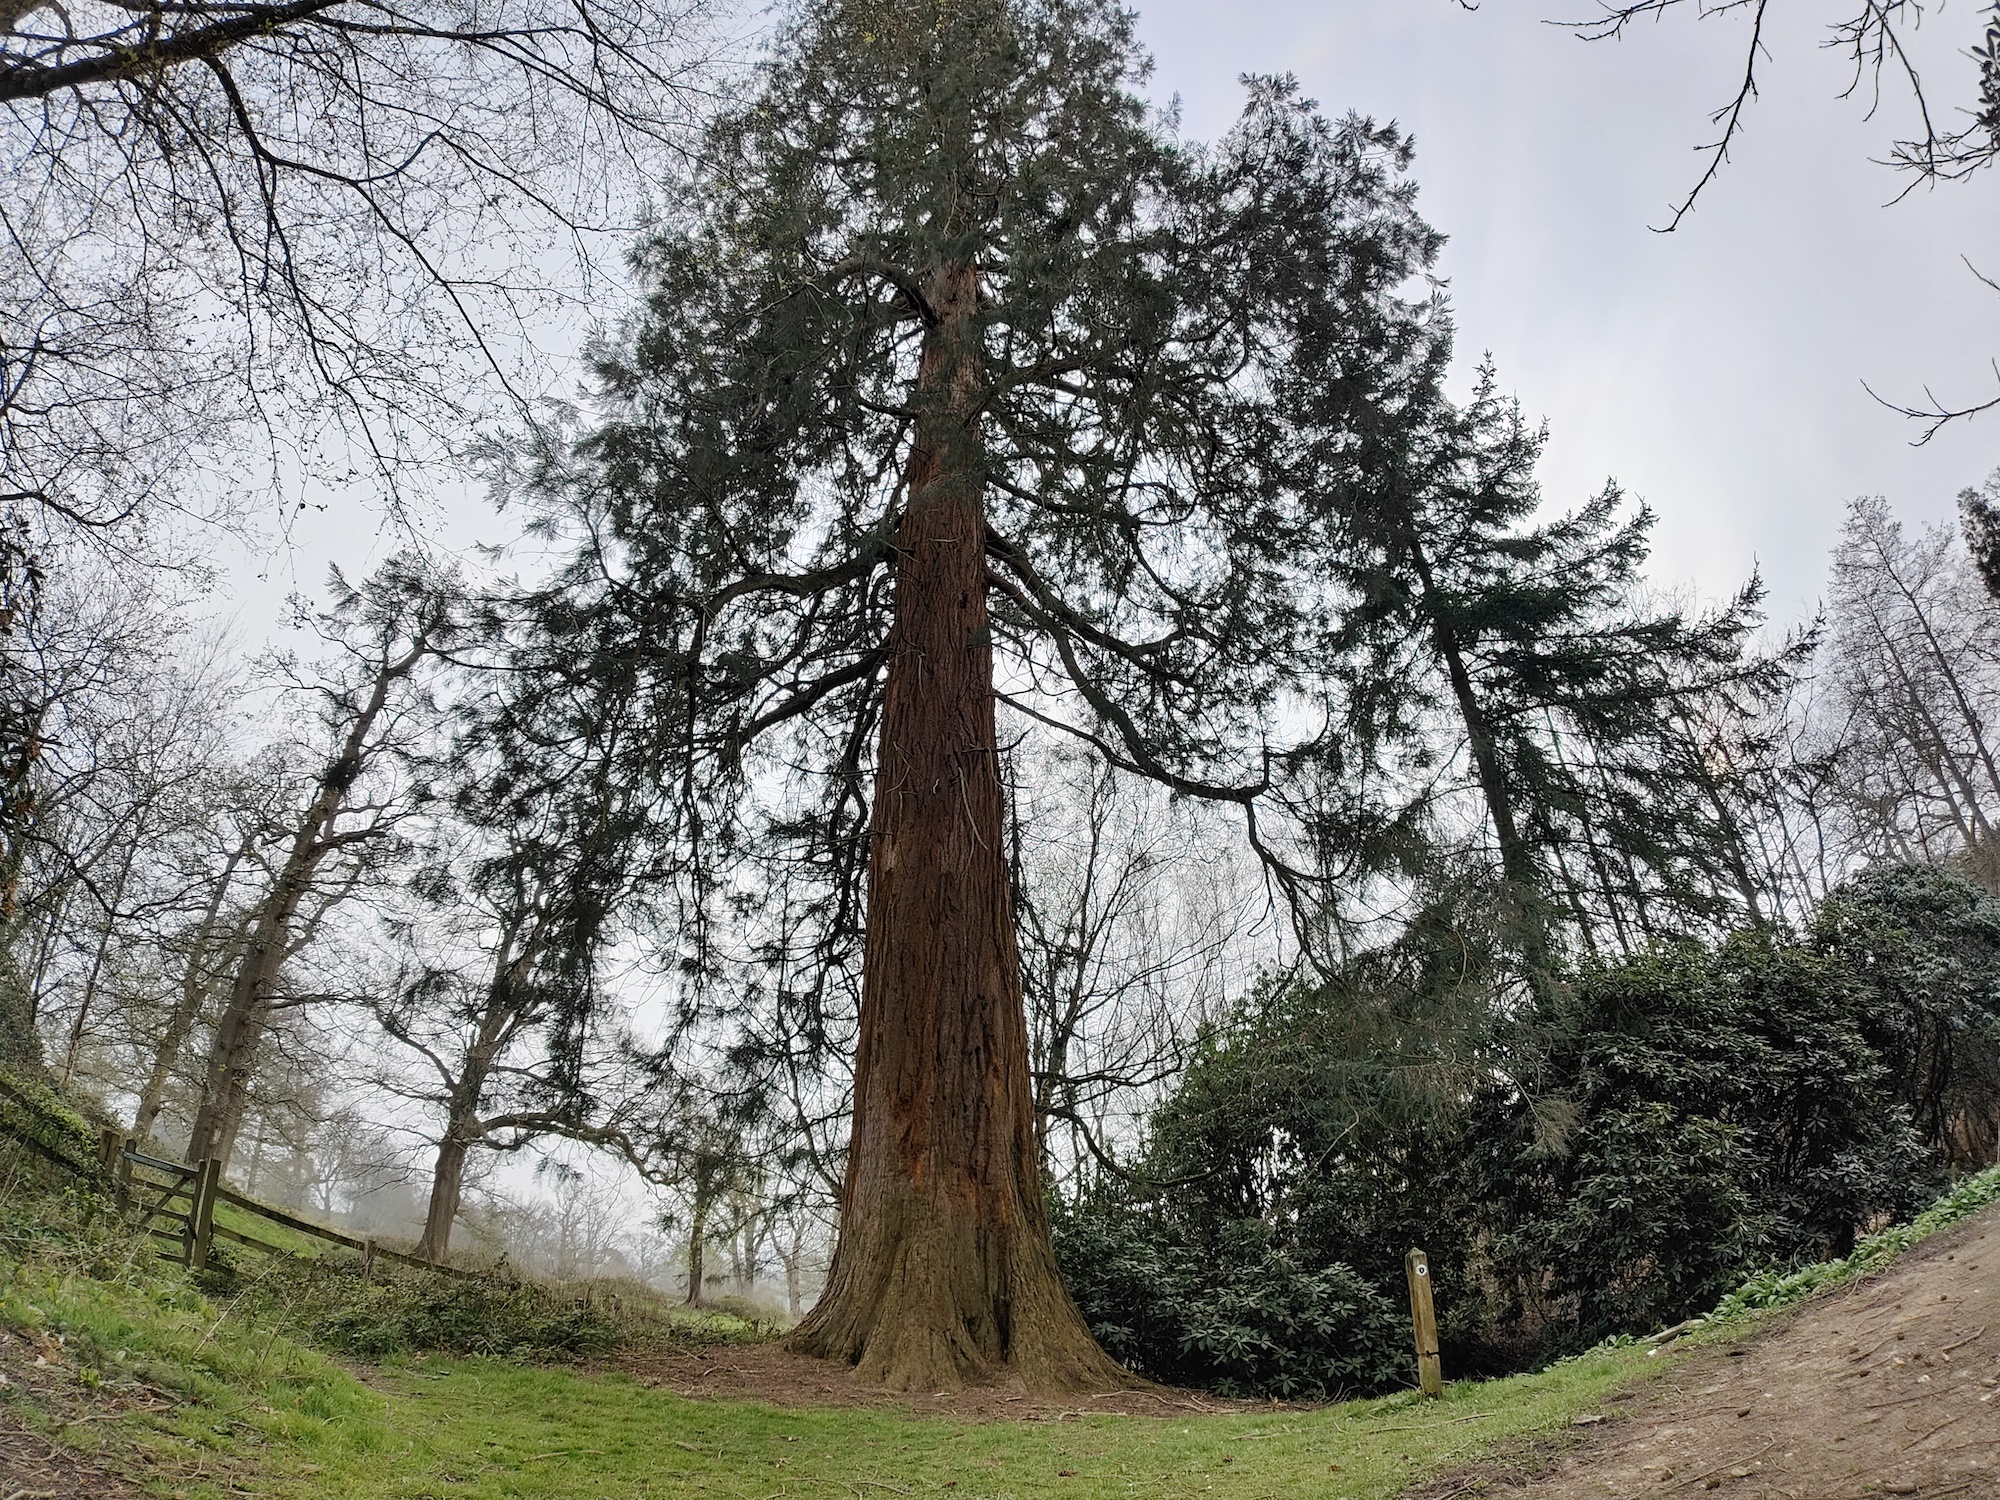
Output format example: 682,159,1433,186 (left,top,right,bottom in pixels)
518,0,1467,1388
